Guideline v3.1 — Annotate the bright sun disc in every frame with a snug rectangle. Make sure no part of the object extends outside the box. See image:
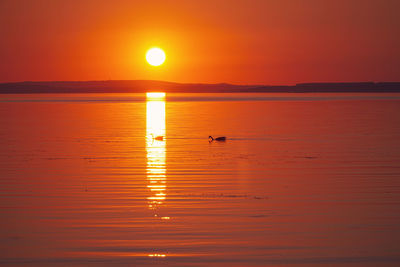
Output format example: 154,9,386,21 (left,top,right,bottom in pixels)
146,48,166,66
